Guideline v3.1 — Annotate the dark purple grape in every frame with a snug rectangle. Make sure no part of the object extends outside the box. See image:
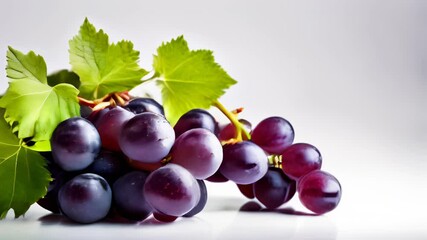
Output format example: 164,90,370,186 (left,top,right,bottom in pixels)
96,106,135,152
251,116,295,155
298,170,341,214
51,117,101,171
85,150,130,184
112,171,152,221
205,169,229,183
237,184,255,199
119,112,175,163
124,97,164,116
86,107,110,125
183,180,208,217
281,143,322,180
80,105,93,118
218,119,251,141
253,167,296,209
170,128,223,179
58,173,112,223
219,141,268,184
153,212,178,223
143,164,200,217
174,109,218,137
